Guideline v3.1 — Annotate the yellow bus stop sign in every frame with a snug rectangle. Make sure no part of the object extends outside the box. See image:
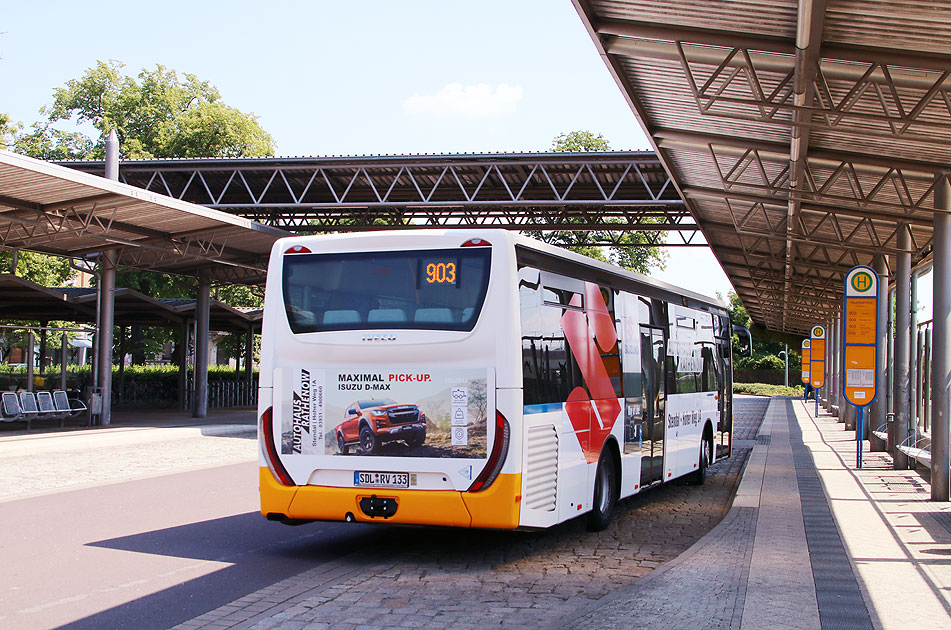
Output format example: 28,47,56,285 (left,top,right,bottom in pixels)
843,266,879,406
810,326,825,388
801,339,811,385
